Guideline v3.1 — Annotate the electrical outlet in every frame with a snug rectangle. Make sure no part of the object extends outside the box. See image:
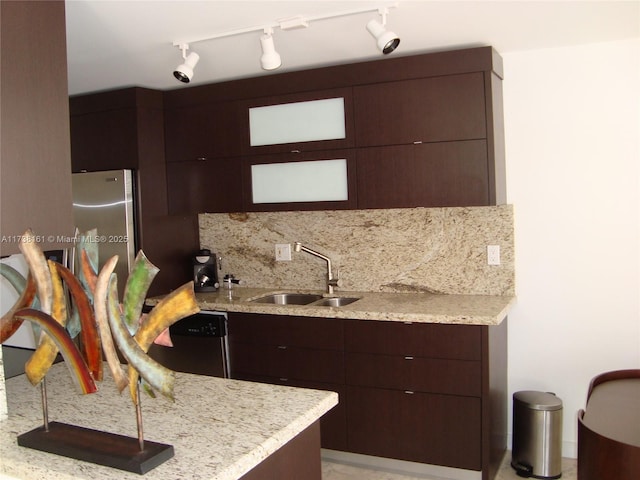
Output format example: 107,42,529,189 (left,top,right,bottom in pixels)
487,245,501,266
275,243,292,261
